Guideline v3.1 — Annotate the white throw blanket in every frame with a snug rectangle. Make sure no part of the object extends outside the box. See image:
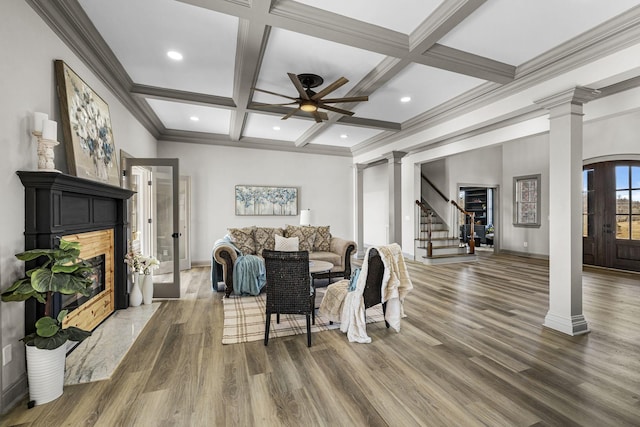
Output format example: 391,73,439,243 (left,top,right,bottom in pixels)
340,244,413,343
